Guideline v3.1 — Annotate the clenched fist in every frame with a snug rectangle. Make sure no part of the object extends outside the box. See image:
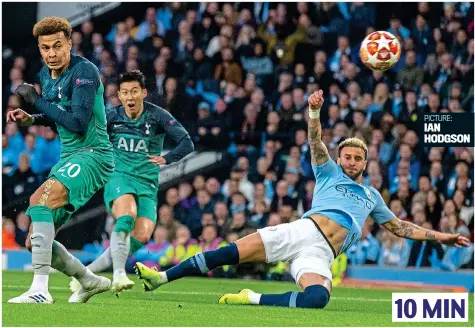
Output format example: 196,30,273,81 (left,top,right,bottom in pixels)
308,90,324,111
